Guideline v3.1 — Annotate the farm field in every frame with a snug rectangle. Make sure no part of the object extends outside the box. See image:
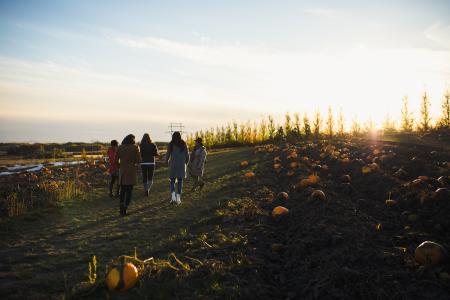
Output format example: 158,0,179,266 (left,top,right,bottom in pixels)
0,140,449,299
